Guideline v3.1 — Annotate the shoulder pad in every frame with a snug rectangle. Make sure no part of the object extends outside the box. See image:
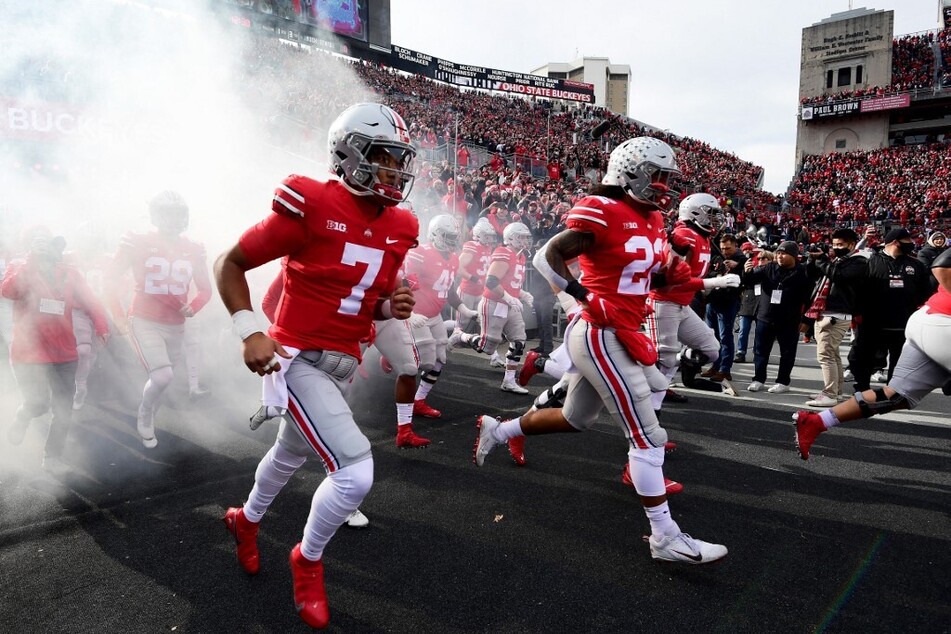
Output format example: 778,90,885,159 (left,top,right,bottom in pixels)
932,248,951,269
272,174,321,218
